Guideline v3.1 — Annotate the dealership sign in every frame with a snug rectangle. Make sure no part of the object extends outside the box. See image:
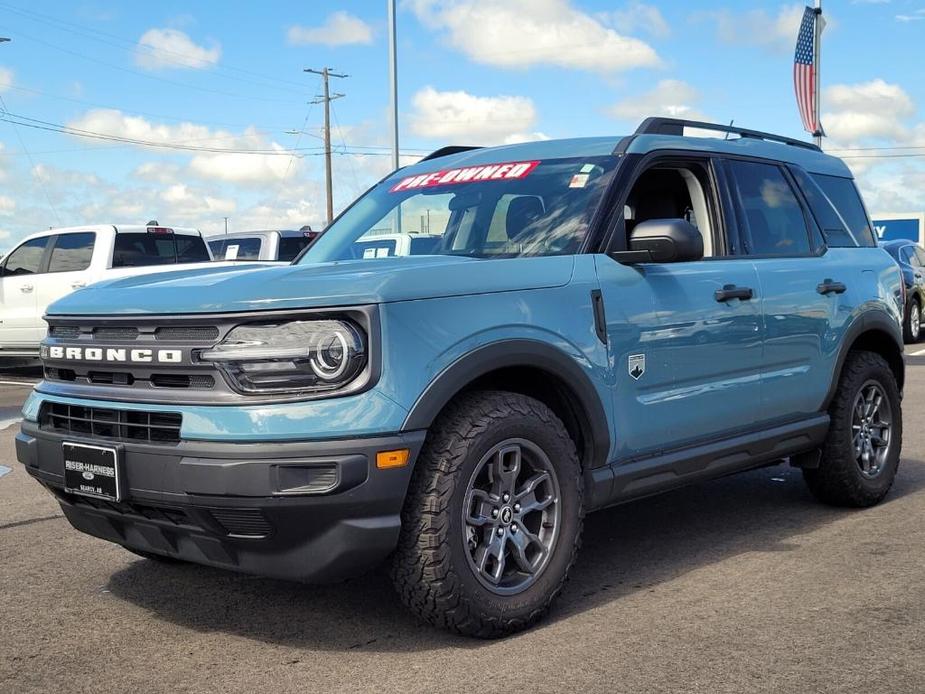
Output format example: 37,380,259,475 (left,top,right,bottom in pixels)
872,214,925,244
